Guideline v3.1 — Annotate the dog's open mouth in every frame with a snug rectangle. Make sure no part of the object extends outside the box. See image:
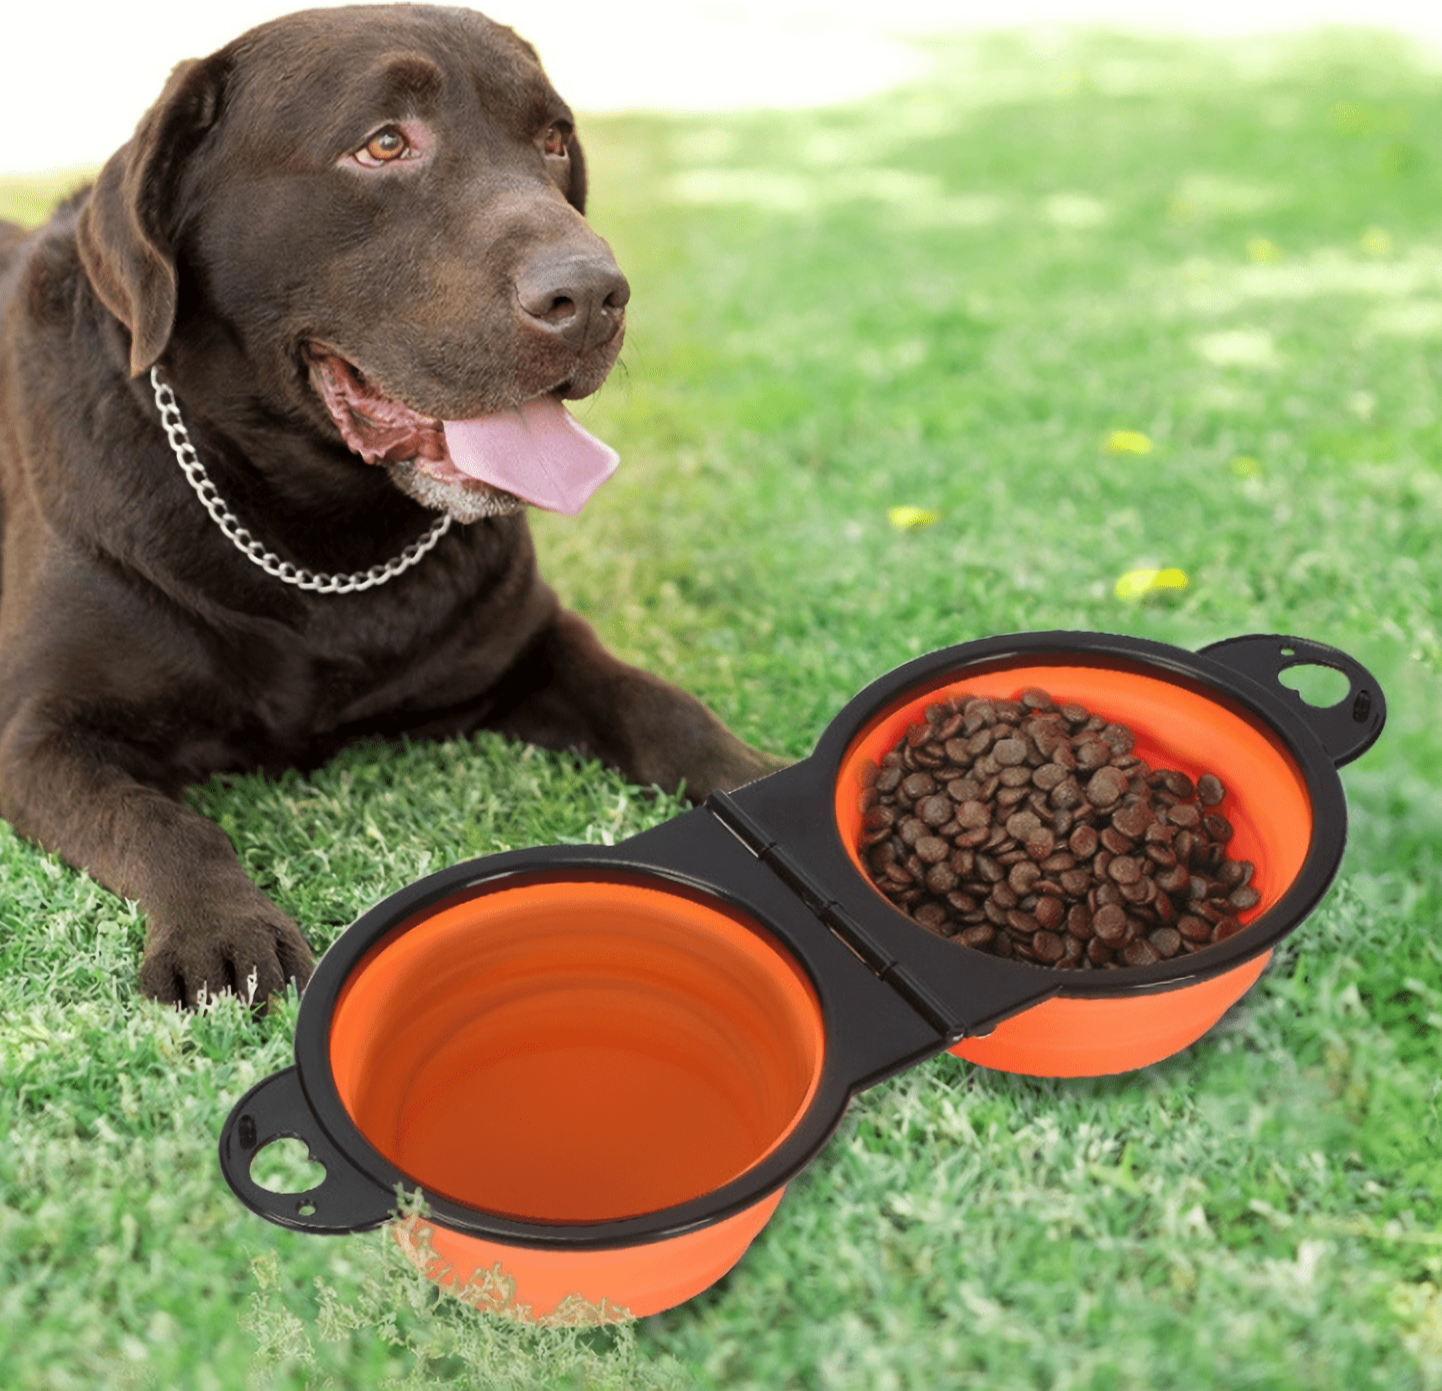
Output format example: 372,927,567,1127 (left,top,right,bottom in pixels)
304,349,619,519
